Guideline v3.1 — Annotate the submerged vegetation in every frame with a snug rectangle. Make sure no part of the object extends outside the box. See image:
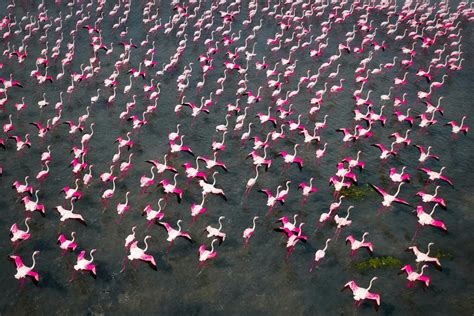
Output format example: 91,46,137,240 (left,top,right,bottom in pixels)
354,256,403,271
340,184,373,200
